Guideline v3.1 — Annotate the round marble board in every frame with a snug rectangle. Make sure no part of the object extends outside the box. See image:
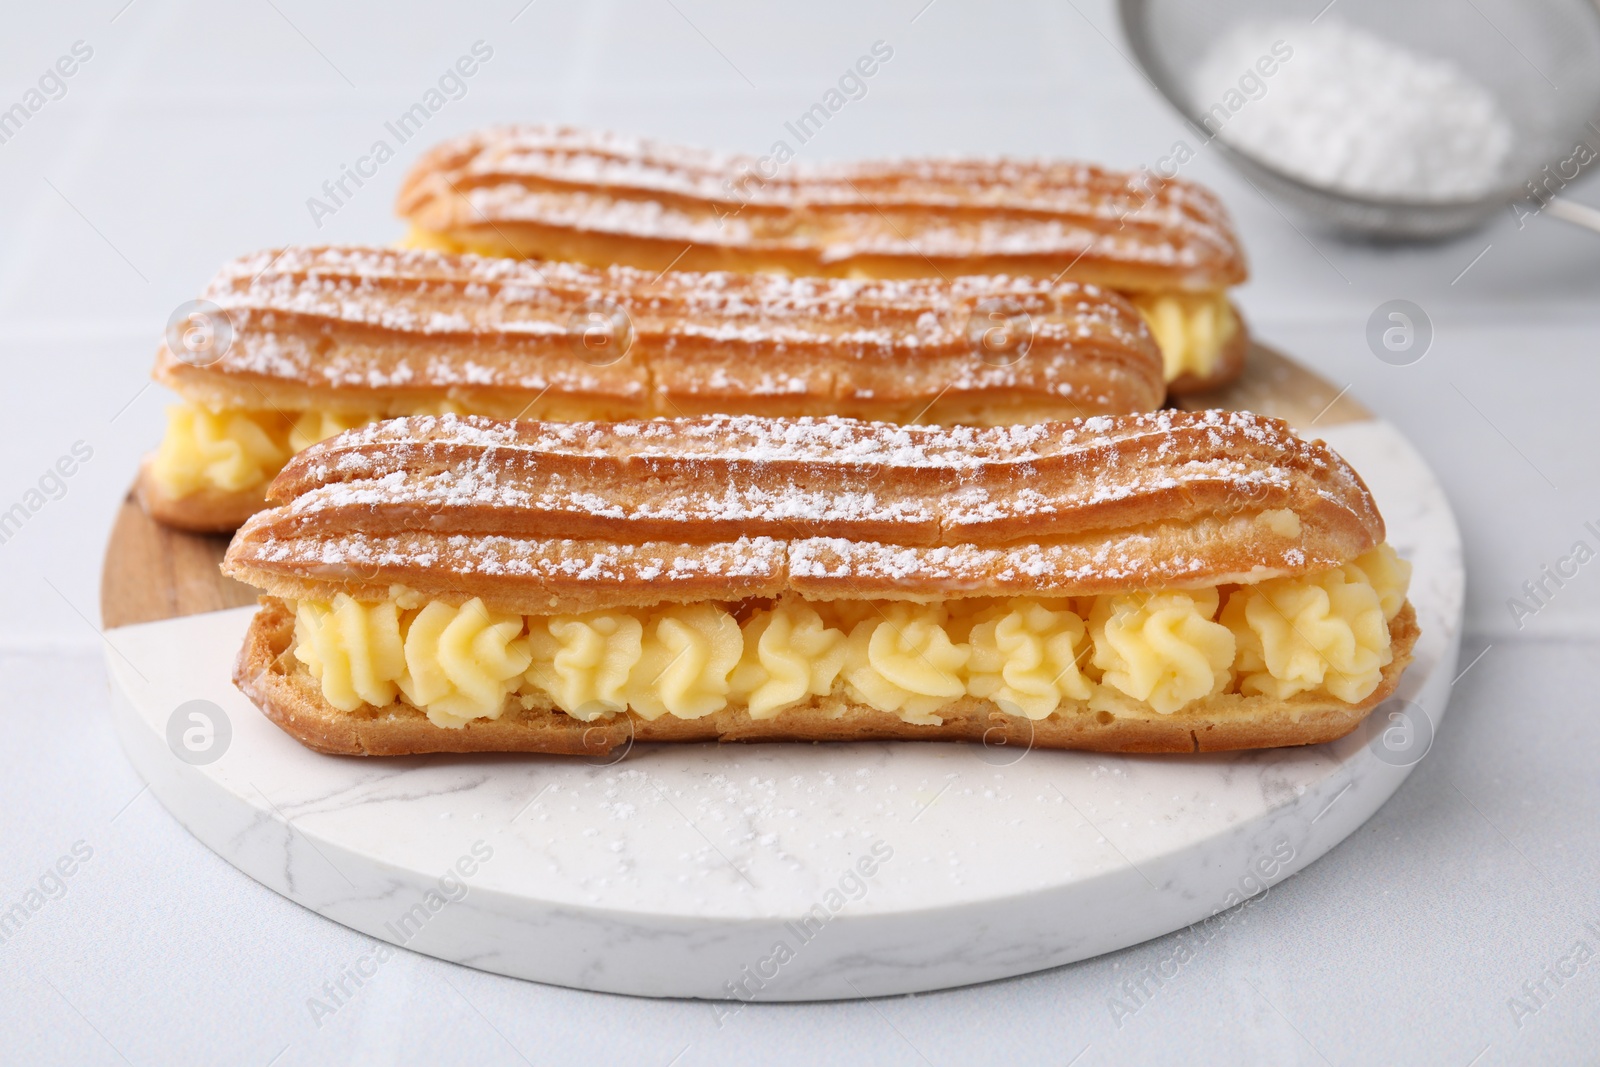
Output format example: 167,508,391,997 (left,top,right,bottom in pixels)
99,344,1463,1000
